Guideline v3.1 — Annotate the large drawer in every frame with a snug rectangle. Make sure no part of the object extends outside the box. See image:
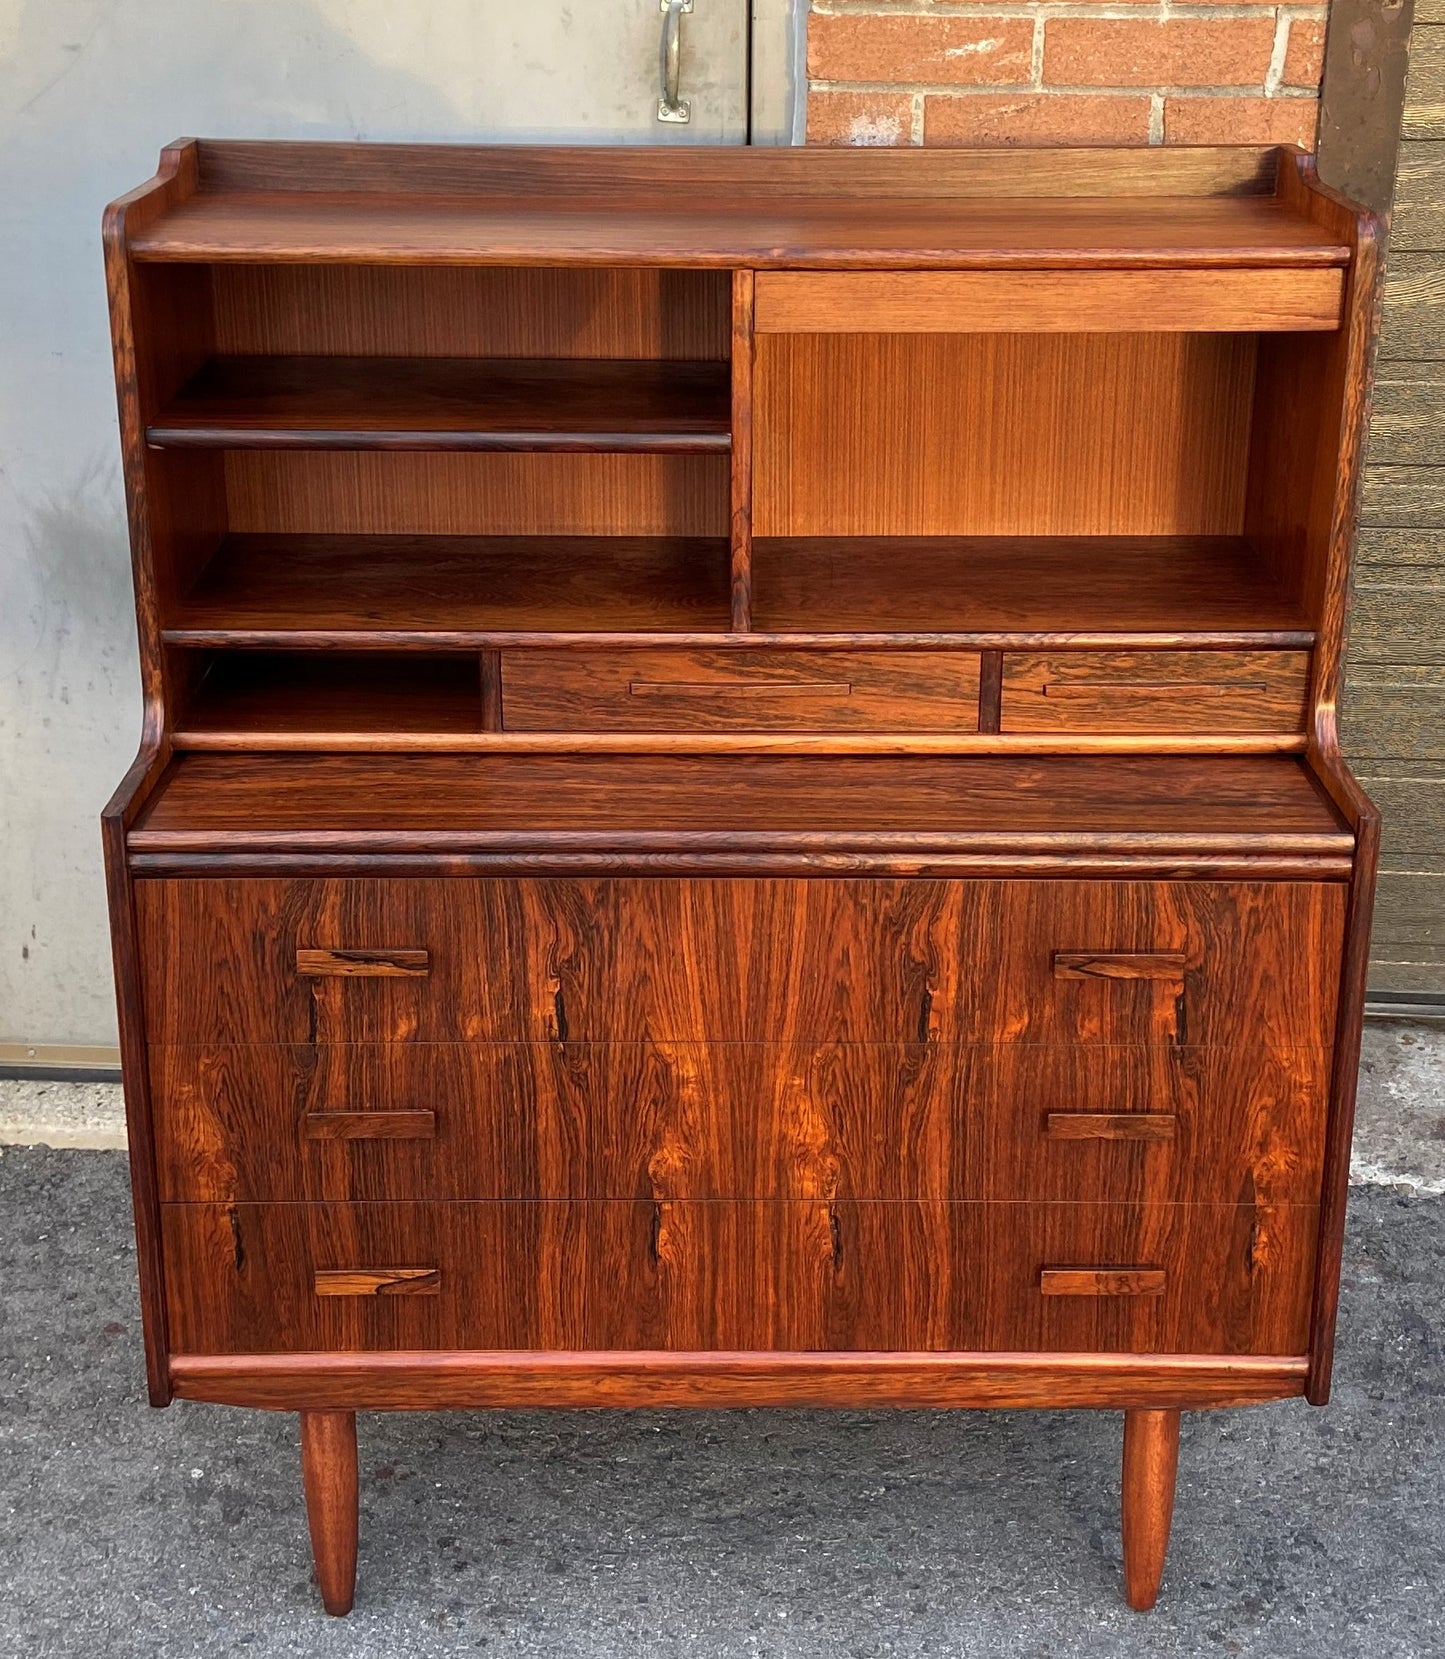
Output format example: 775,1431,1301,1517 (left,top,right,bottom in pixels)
161,1197,1317,1357
151,1040,1330,1207
136,877,1345,1049
501,648,982,732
